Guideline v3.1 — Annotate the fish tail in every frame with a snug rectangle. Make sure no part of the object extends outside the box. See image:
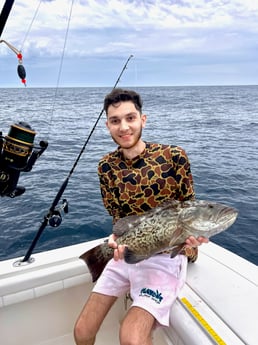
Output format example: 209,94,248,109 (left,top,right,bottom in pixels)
79,243,112,282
